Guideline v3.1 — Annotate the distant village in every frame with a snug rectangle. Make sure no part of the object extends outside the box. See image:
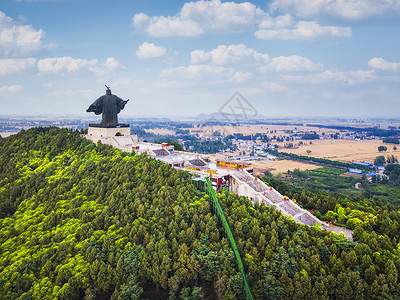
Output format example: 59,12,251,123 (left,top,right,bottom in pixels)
1,116,399,183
